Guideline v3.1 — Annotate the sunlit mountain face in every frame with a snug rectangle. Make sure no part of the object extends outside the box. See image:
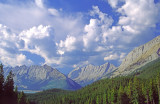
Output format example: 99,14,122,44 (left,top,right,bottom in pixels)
0,1,160,104
3,65,81,91
0,0,160,74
